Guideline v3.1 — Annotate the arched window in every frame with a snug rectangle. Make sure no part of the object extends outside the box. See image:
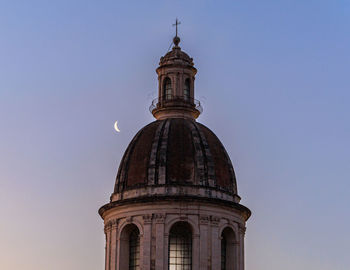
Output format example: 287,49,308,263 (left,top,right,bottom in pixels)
221,227,236,270
184,79,190,101
163,77,172,100
119,224,140,270
168,222,192,270
129,227,140,270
